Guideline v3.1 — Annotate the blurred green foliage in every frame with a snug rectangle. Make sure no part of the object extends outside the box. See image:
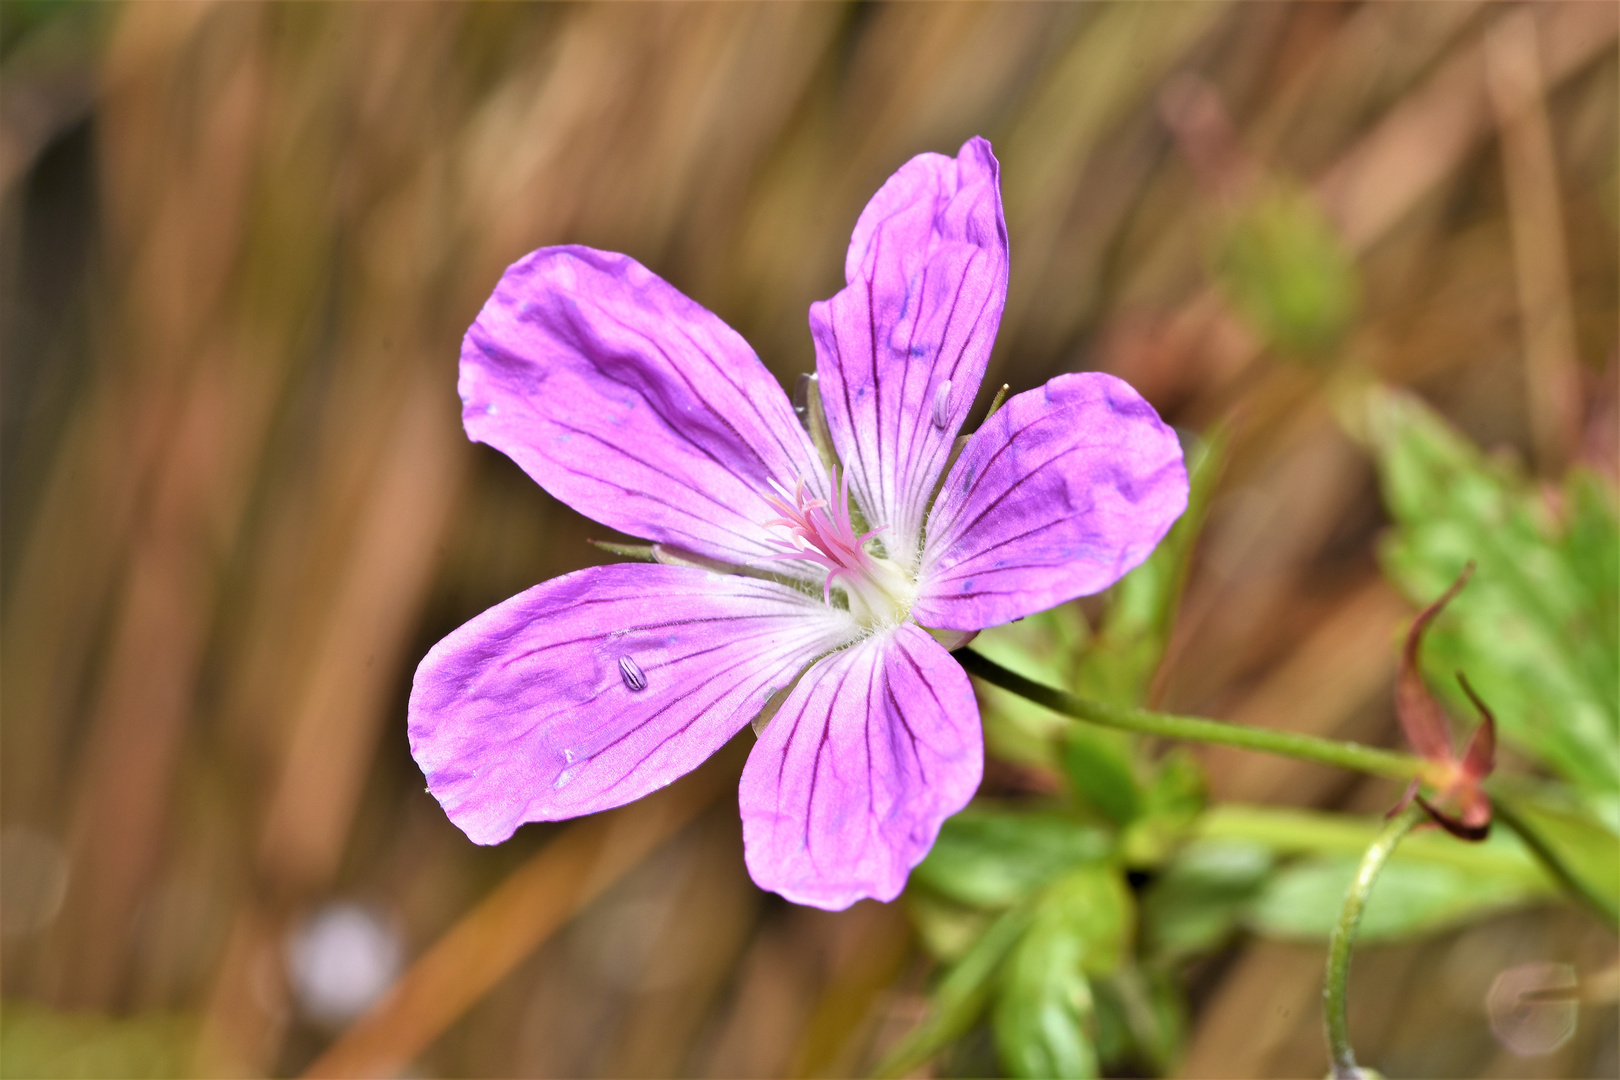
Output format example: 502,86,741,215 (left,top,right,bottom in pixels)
911,808,1112,911
1358,385,1620,826
1140,839,1273,961
0,1004,196,1079
1492,782,1620,926
894,433,1227,1078
900,397,1619,1076
992,866,1130,1080
1211,186,1359,358
1248,855,1544,943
